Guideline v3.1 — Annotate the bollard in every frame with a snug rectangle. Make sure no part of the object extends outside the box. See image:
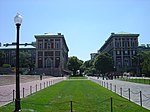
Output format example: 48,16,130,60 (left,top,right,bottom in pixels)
114,85,116,93
40,83,42,90
110,83,112,91
140,91,142,106
23,88,25,98
110,97,113,112
107,83,108,89
44,82,45,88
70,100,73,112
120,88,122,96
36,84,37,92
128,88,130,101
13,90,15,101
30,86,32,95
